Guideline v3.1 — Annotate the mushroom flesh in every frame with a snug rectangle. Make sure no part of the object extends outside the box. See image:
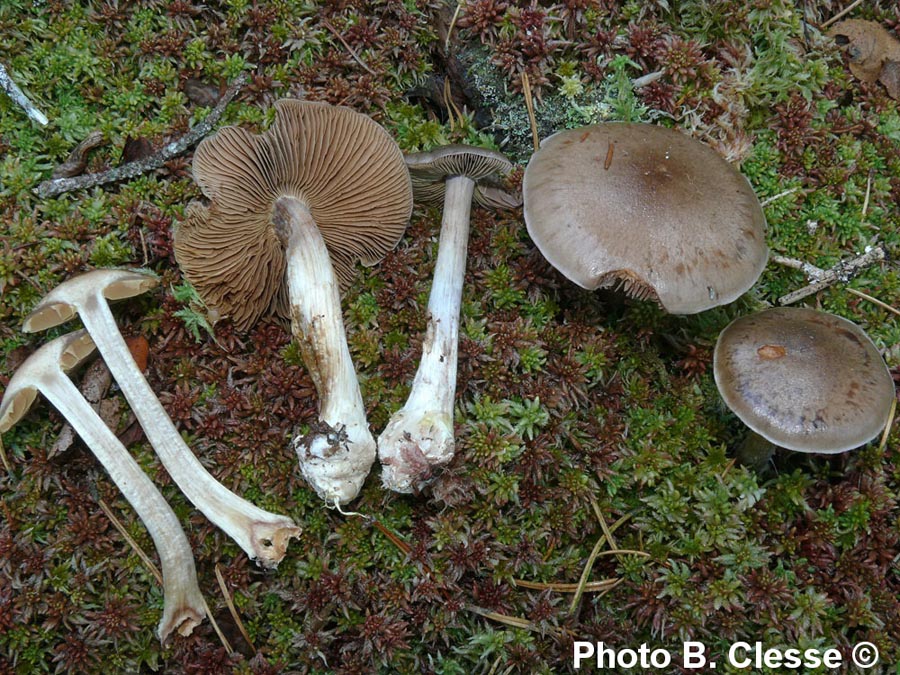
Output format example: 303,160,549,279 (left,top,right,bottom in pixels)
0,331,206,643
23,269,301,567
